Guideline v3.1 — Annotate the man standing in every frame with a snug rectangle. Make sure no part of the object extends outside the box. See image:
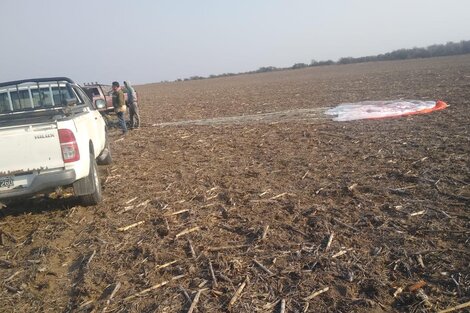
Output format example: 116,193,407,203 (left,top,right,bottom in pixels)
123,80,140,129
112,81,127,135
